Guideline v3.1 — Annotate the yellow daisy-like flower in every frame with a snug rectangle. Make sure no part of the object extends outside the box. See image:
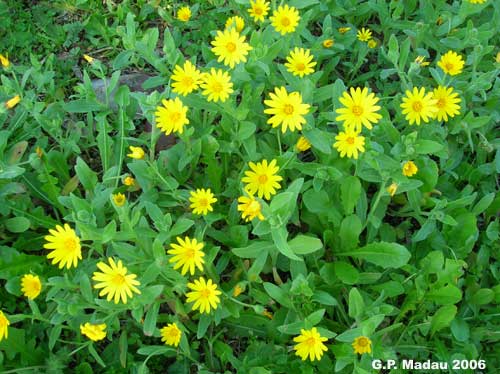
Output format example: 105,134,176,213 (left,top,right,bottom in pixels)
293,327,328,362
21,274,42,300
295,136,311,152
367,39,377,49
160,323,182,347
400,87,438,125
186,277,222,314
333,128,366,159
387,183,398,197
402,161,418,177
242,159,283,200
237,195,265,222
270,5,300,35
92,257,141,304
248,0,270,23
83,54,94,64
211,28,252,69
5,95,20,109
432,85,461,122
352,336,372,354
168,236,205,276
171,61,203,96
322,39,334,48
0,311,9,341
233,284,244,297
338,27,351,34
468,0,486,4
335,87,382,132
123,176,135,186
200,68,234,103
357,27,372,42
264,86,310,133
0,54,9,68
177,6,191,22
112,193,126,207
437,51,465,76
155,97,189,135
415,56,430,67
284,47,317,78
80,323,107,342
44,224,82,269
189,188,217,216
127,146,145,160
225,16,245,32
